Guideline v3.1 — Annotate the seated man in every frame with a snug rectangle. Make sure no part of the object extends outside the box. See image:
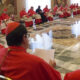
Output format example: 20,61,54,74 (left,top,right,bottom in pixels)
20,8,33,27
70,4,74,10
28,7,36,17
57,6,64,18
34,14,42,24
0,19,13,34
63,5,71,18
1,8,10,20
46,11,53,21
43,5,53,21
27,6,42,24
0,22,61,80
76,3,80,14
20,8,29,18
24,16,33,27
28,6,42,24
36,6,48,23
36,6,42,14
64,70,80,80
43,5,50,13
39,10,48,23
72,4,78,15
53,5,58,16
